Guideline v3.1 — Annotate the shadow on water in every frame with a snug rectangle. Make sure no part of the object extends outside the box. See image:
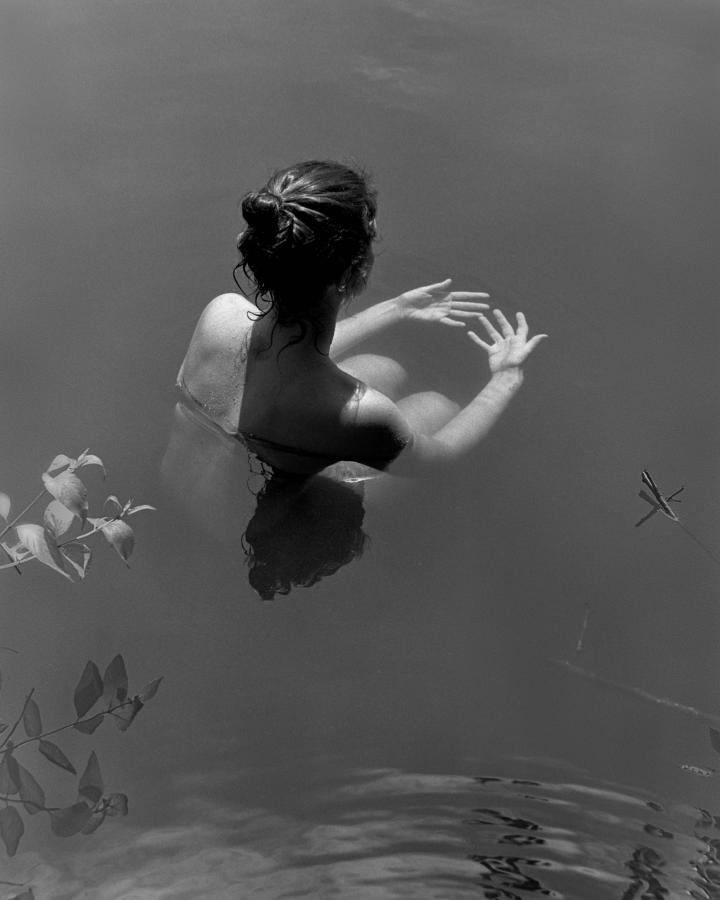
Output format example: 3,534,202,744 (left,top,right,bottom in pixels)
160,400,382,601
